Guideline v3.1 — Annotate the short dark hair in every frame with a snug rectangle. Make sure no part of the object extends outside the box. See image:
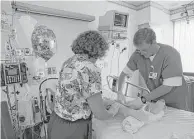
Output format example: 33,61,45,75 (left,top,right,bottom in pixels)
71,30,109,59
133,28,156,46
